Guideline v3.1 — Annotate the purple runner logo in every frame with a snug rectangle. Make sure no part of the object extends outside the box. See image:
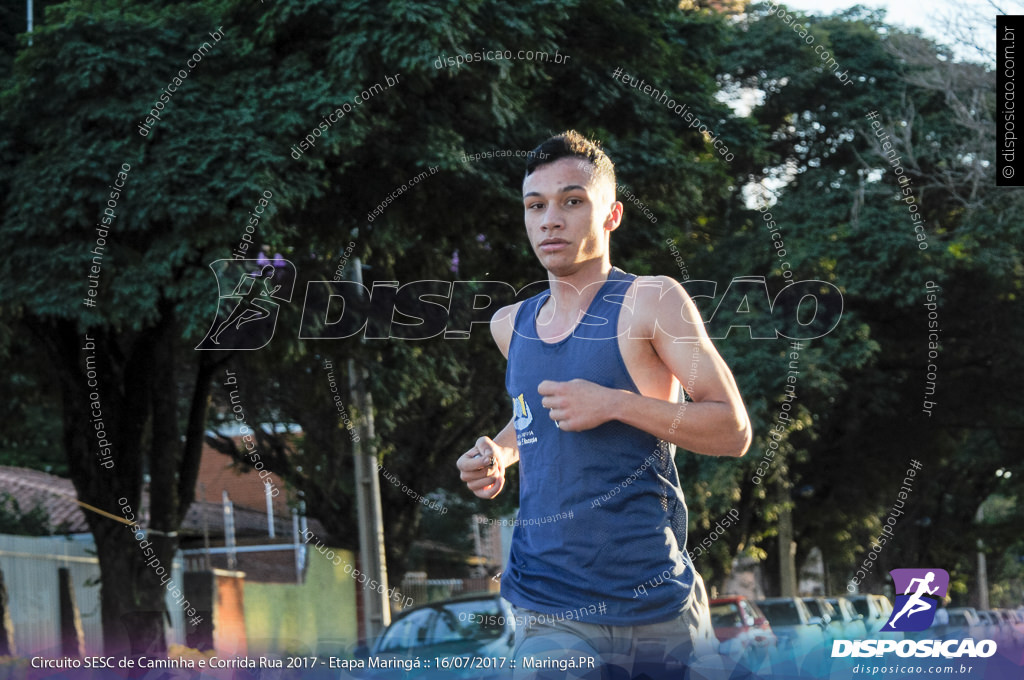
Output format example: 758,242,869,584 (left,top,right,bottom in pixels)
196,259,296,350
883,568,949,632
